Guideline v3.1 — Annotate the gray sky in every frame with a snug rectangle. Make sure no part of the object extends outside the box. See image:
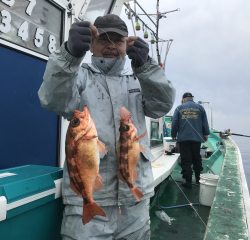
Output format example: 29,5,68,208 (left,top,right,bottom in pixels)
120,0,250,135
